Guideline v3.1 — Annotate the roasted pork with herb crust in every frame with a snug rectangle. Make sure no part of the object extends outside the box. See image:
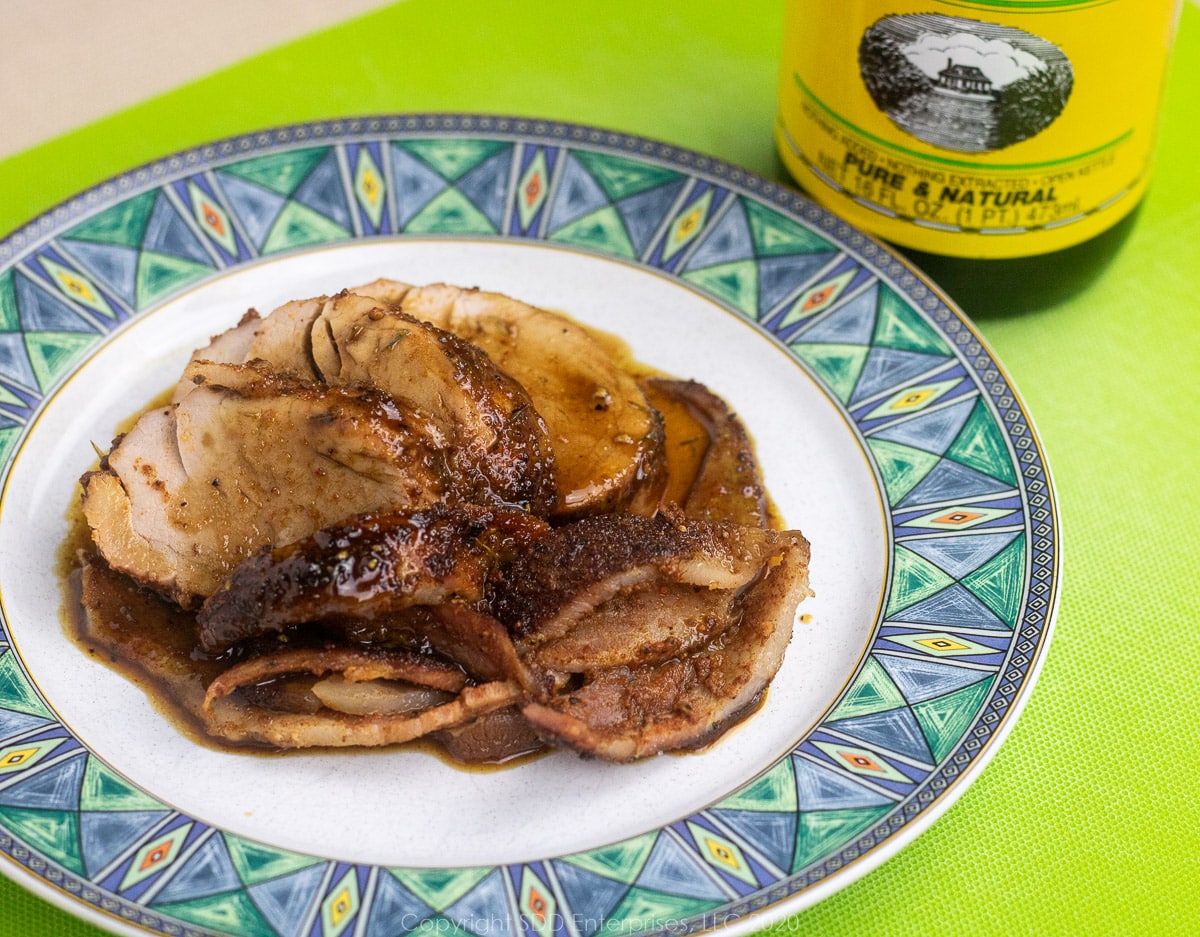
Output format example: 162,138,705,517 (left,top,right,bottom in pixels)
75,279,812,763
